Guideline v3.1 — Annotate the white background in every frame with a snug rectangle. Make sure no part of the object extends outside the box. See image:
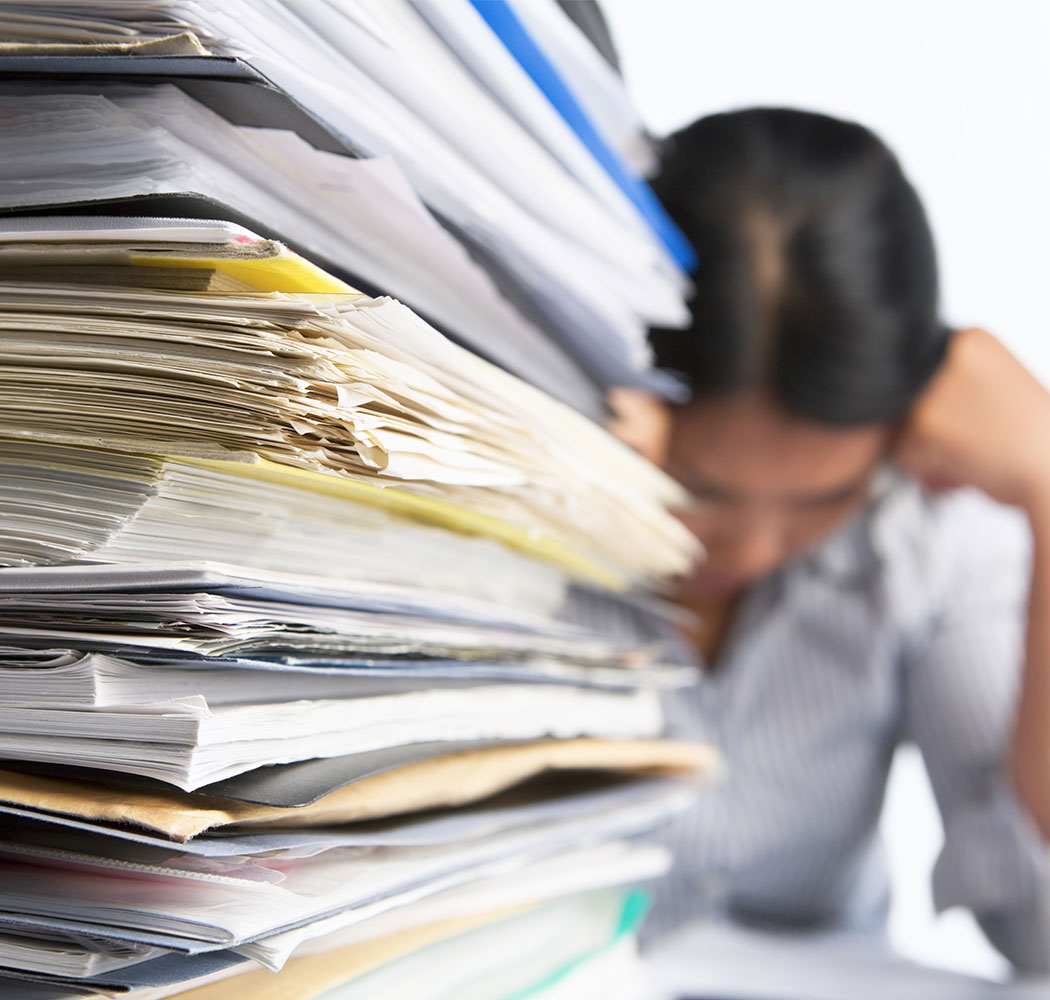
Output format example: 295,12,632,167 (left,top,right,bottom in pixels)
601,0,1050,979
604,0,1050,383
